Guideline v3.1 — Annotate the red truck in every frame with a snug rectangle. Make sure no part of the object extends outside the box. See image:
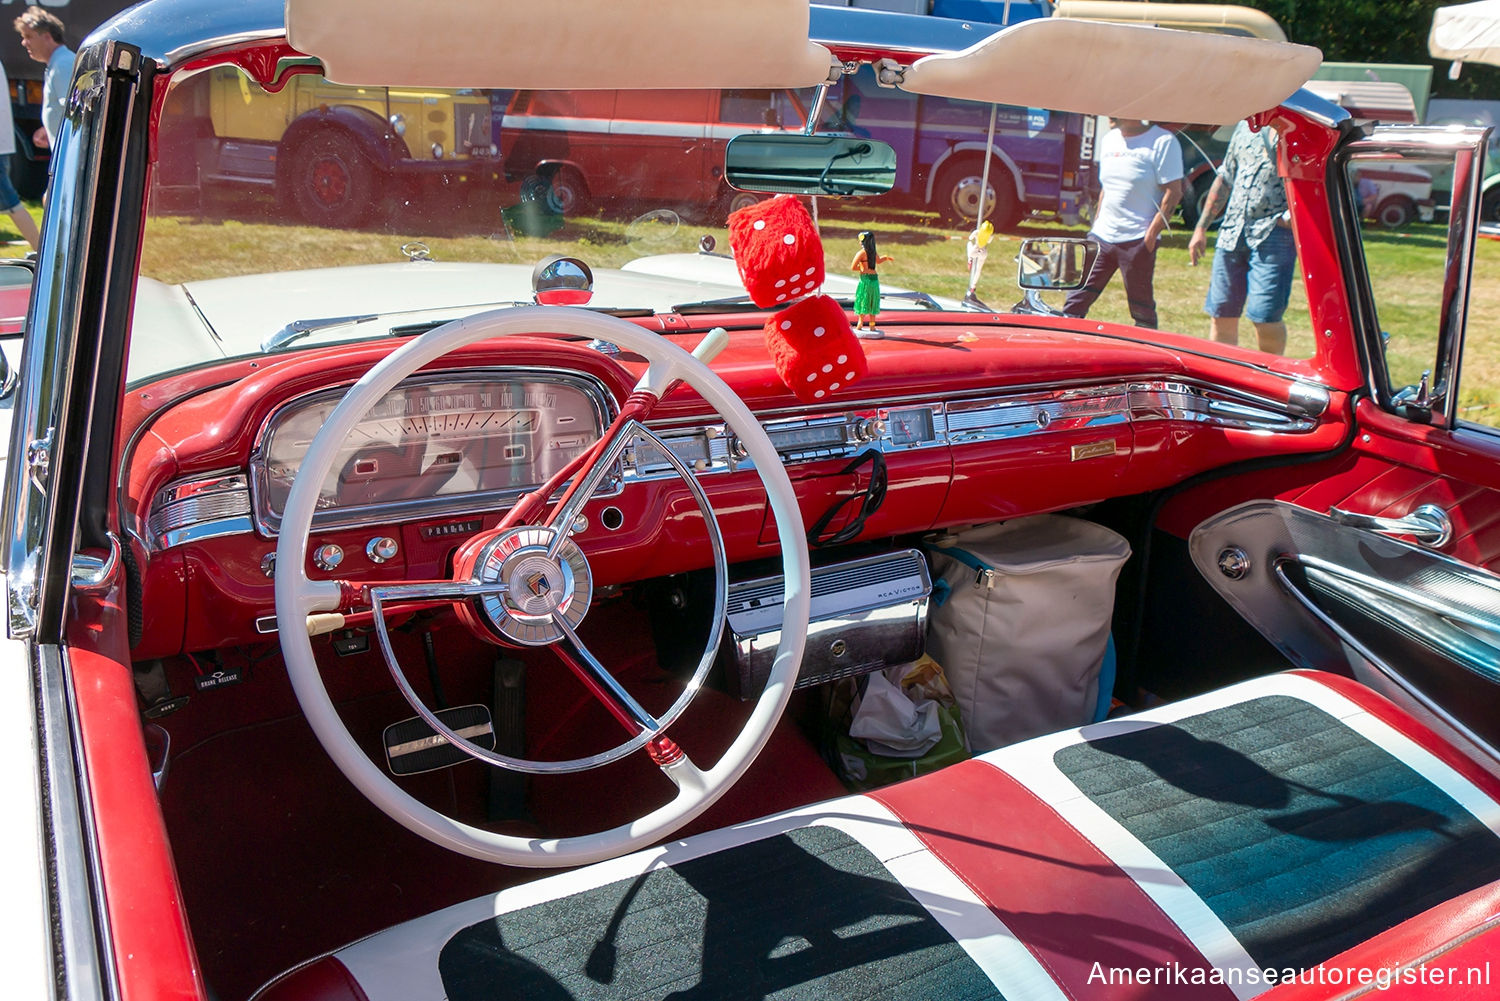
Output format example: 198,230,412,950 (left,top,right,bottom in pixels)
501,87,813,218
